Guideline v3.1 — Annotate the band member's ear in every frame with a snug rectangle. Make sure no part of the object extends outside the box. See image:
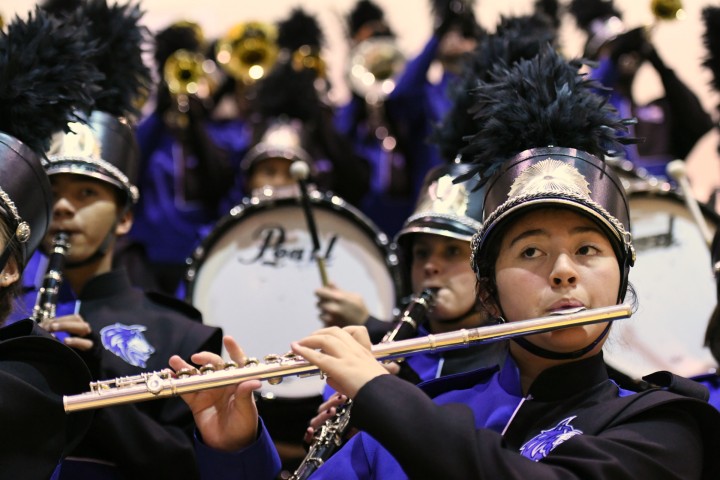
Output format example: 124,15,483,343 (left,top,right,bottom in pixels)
0,258,20,287
115,209,133,237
